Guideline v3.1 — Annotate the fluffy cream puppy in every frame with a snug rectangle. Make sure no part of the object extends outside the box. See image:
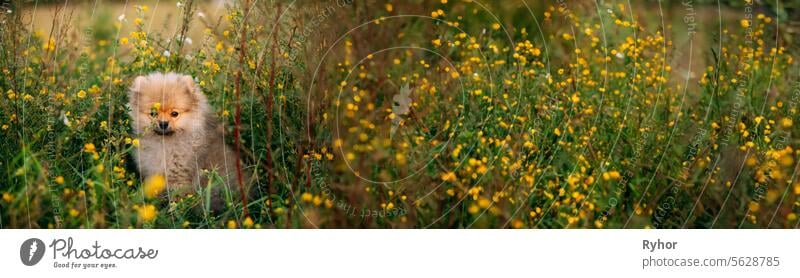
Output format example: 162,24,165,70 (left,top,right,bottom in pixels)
128,72,243,205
